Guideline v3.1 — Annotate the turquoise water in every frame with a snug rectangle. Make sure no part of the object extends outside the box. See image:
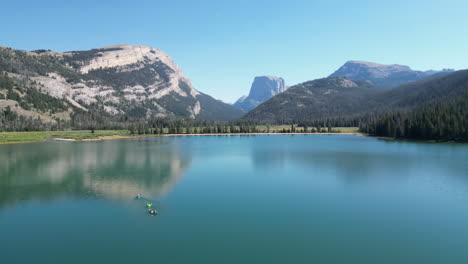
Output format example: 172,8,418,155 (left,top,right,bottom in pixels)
1,135,468,263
